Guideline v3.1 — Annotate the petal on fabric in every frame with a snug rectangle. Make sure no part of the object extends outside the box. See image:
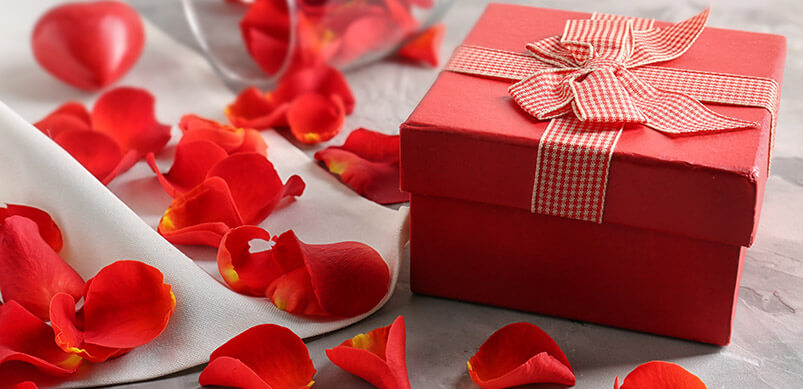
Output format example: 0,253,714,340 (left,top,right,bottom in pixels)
0,204,63,252
49,293,127,363
198,324,315,389
397,24,444,67
178,114,268,156
226,87,290,130
217,226,283,296
272,65,355,114
314,129,408,204
0,301,83,377
33,102,92,139
0,216,84,321
240,0,292,76
53,130,124,184
467,322,575,389
207,153,305,225
287,93,345,144
266,230,390,318
158,176,245,247
146,140,230,198
90,87,172,156
237,128,269,156
326,316,410,389
615,361,706,389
